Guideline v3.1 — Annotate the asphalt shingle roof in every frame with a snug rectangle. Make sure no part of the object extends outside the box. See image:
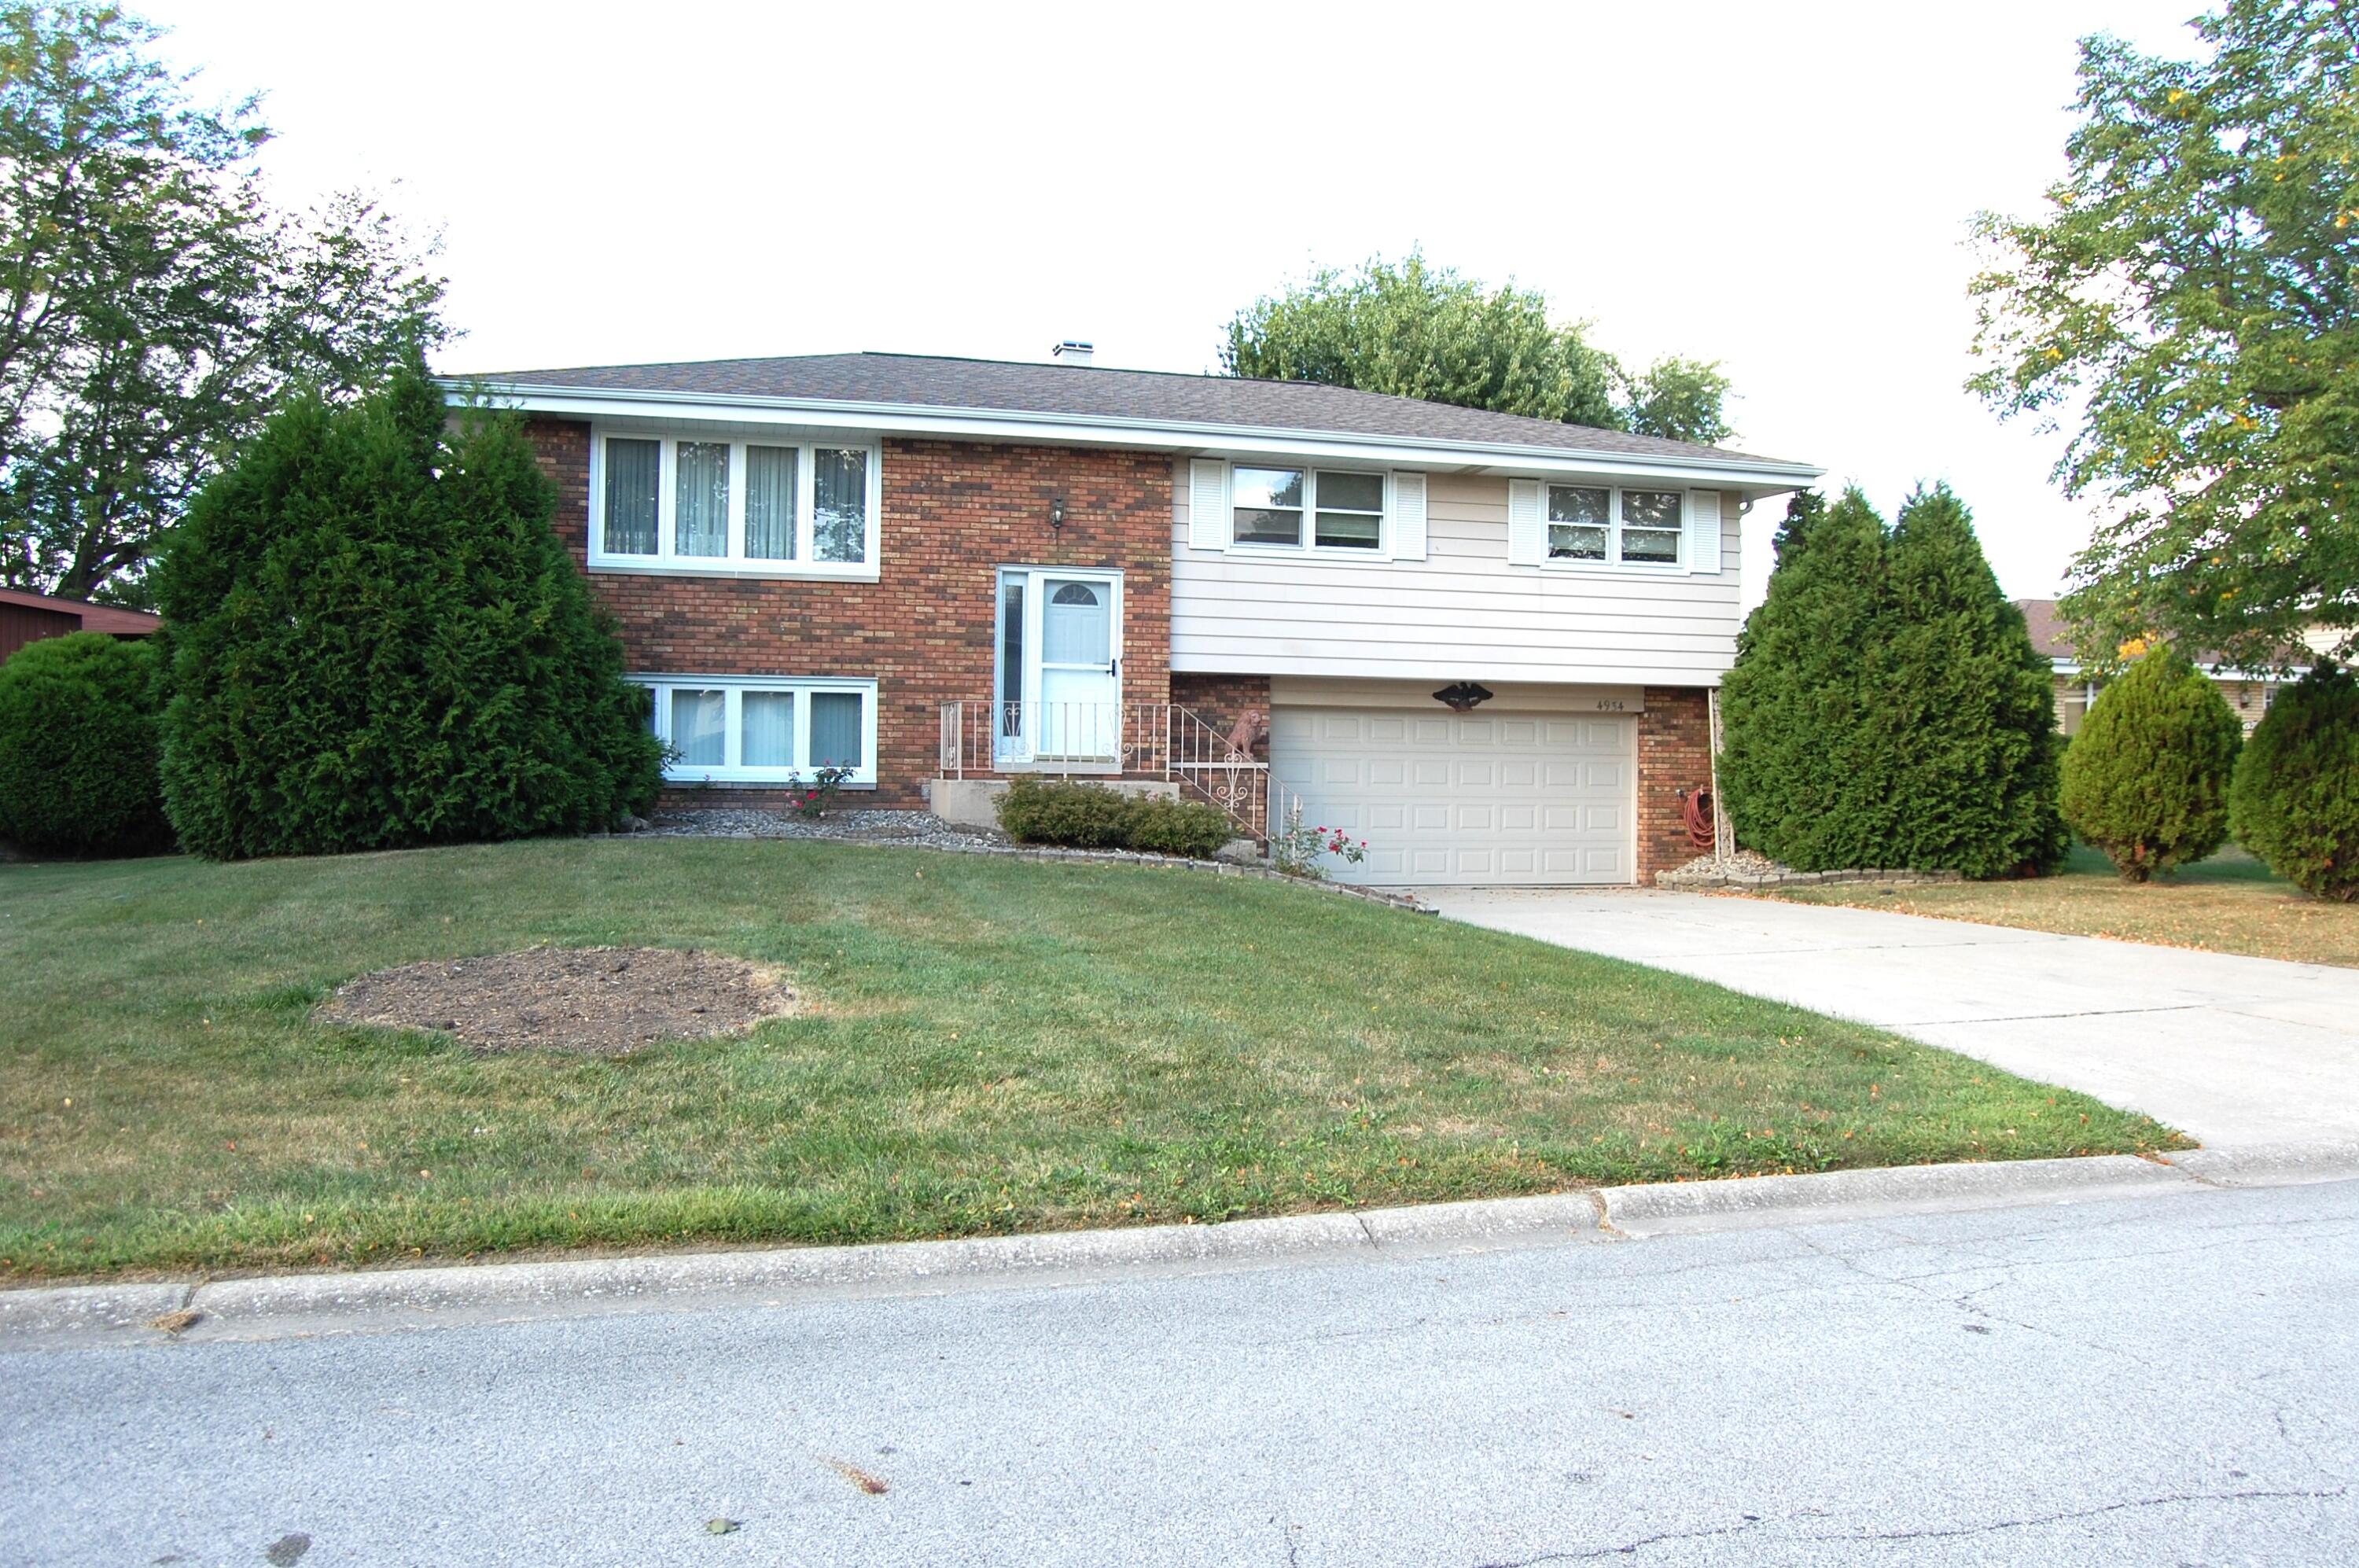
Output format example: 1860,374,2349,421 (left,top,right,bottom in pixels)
455,352,1812,470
